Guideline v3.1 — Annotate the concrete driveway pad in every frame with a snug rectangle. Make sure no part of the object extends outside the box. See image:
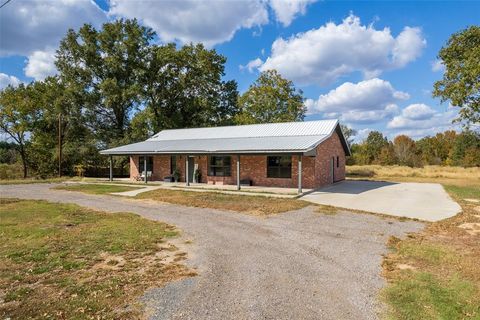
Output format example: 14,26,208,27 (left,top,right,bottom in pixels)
301,180,461,222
